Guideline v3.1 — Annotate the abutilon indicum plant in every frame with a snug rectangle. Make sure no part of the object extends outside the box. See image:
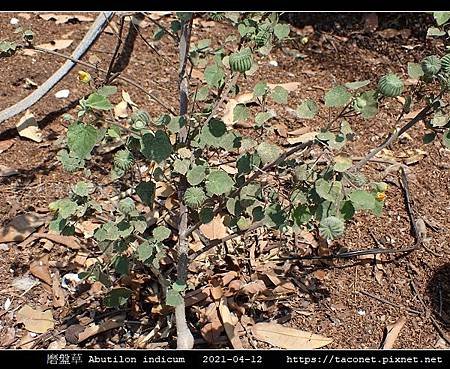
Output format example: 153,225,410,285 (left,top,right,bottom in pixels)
4,12,448,348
